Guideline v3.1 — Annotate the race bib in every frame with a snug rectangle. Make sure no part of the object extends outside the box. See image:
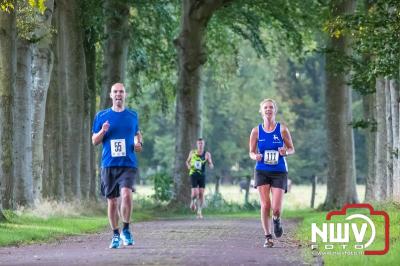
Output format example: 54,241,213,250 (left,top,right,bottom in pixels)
194,161,202,170
110,139,126,157
264,150,279,165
